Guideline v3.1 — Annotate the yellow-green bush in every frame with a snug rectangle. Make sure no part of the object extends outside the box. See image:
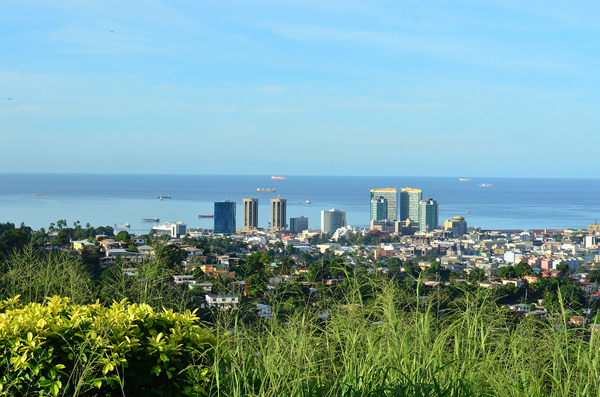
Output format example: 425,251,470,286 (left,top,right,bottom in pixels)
0,296,216,396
